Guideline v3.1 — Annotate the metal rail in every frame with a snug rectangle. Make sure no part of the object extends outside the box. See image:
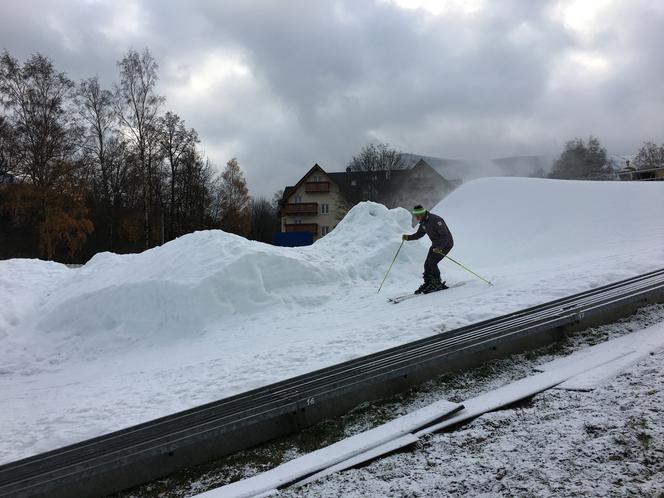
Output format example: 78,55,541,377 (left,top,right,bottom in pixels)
2,268,664,498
